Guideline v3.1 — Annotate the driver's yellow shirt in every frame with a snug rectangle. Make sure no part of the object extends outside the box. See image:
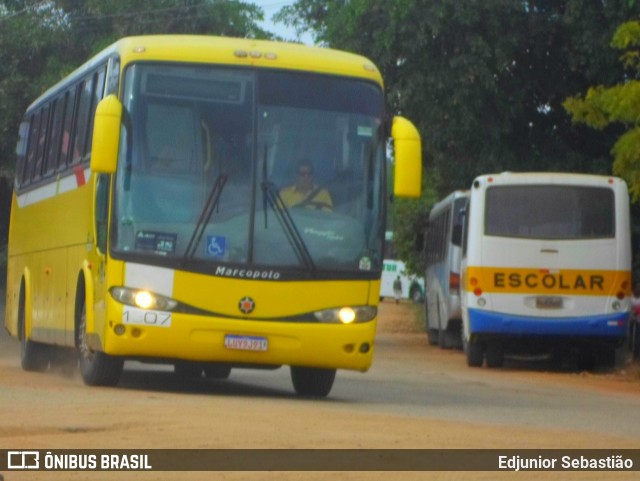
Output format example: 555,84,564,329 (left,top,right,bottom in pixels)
279,185,333,210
